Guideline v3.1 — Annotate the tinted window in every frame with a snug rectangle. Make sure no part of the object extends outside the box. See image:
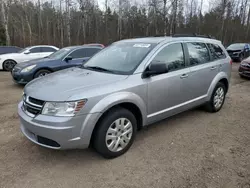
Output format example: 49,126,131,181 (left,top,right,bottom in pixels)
69,49,86,59
41,47,57,52
186,42,210,66
207,43,226,60
83,48,101,57
69,48,101,59
29,47,41,53
152,43,185,72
